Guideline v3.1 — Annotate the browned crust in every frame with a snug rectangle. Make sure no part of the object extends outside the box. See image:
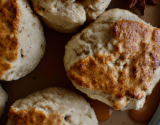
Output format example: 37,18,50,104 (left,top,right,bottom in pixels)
8,108,64,125
0,0,21,77
67,20,160,109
